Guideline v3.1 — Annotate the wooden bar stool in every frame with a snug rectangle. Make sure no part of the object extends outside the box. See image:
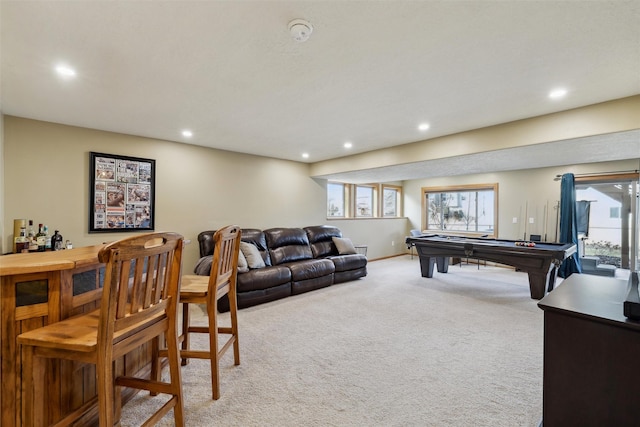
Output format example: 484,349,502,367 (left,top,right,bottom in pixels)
175,225,242,400
17,232,185,427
